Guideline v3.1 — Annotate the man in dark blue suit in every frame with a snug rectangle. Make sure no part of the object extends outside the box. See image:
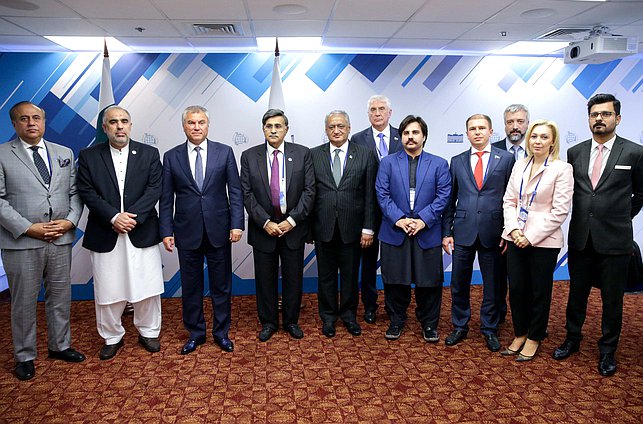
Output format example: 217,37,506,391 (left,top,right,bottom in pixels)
442,114,513,352
350,95,401,324
159,105,244,354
